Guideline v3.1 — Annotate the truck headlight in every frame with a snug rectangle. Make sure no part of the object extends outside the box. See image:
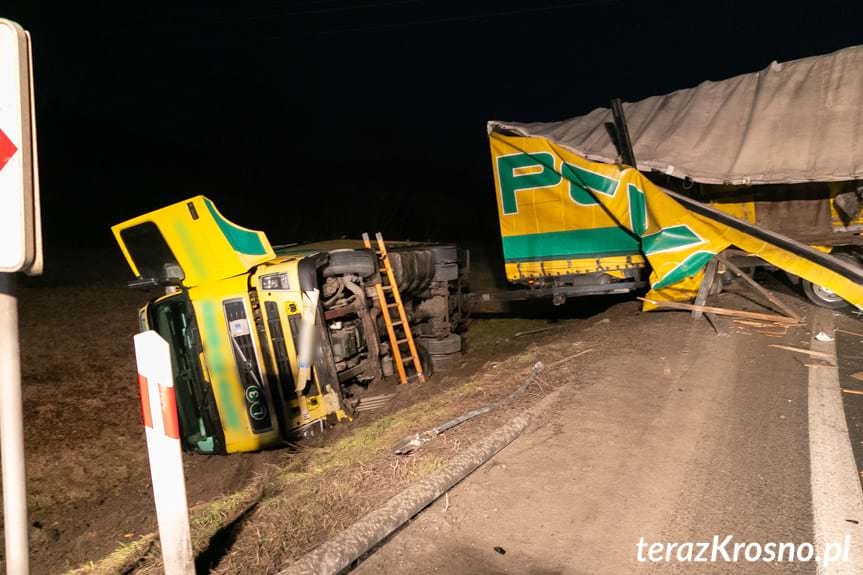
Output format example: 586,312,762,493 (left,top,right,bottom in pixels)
260,272,290,291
